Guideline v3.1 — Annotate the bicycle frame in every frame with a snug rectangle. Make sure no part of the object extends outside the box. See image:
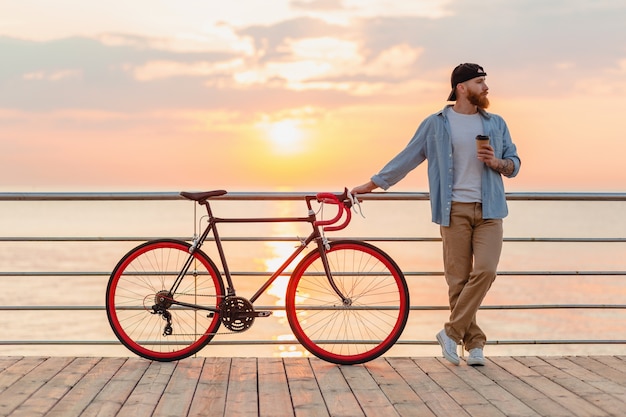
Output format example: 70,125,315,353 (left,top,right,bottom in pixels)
167,194,350,313
107,188,409,364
